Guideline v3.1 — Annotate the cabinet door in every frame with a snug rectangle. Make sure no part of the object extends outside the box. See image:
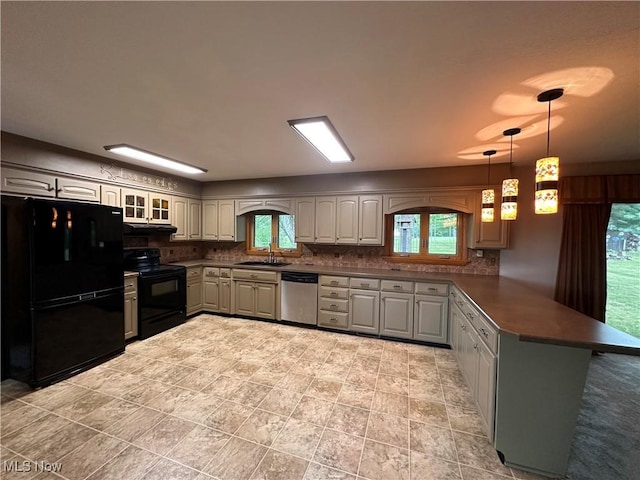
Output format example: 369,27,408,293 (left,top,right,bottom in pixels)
255,283,276,320
476,341,497,441
203,279,220,311
101,185,121,207
358,195,383,245
121,188,148,223
1,167,56,197
187,281,202,315
149,192,171,224
414,294,448,343
218,200,236,240
336,196,358,244
124,291,138,340
315,197,336,243
380,292,414,339
459,321,479,392
295,197,316,243
219,279,231,314
469,192,509,248
202,200,219,240
188,200,202,240
349,289,380,334
56,178,101,202
171,197,189,241
449,302,463,360
235,281,255,316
